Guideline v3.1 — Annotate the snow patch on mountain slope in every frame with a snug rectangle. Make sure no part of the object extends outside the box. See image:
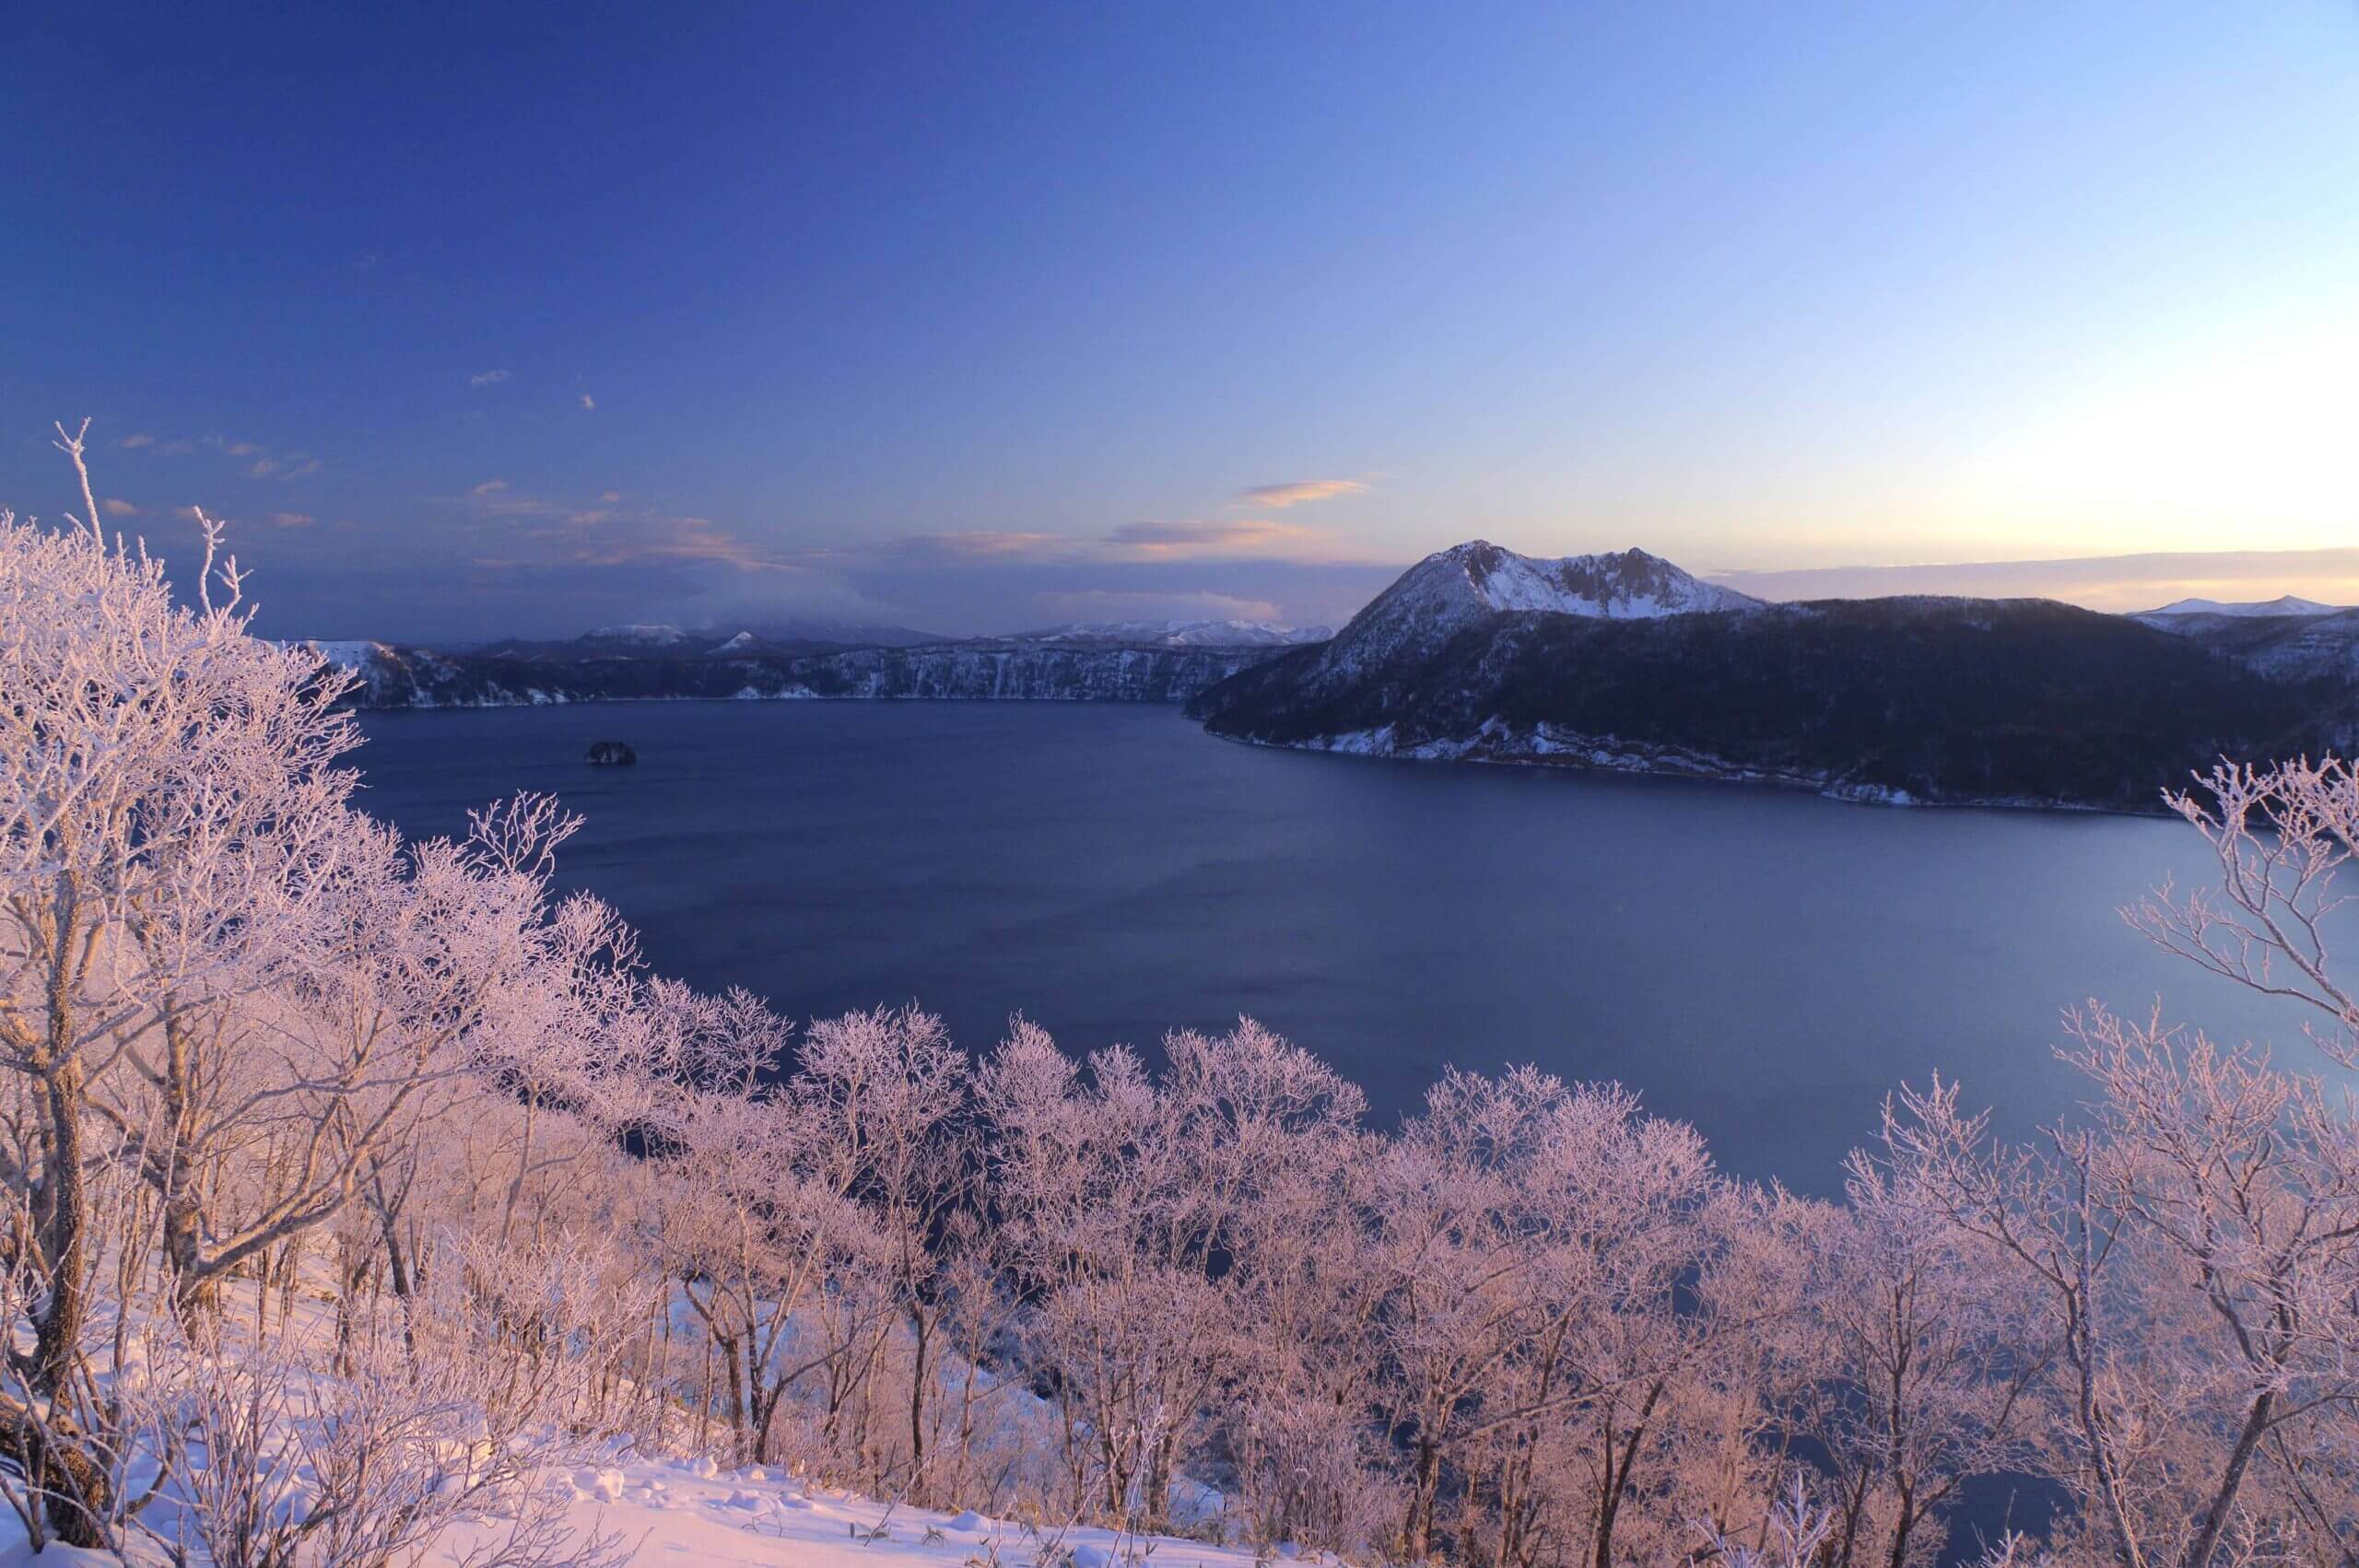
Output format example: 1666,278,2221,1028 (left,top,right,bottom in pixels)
2137,594,2342,619
288,638,400,668
1025,619,1331,648
587,624,690,645
1317,541,1761,673
1425,541,1760,620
